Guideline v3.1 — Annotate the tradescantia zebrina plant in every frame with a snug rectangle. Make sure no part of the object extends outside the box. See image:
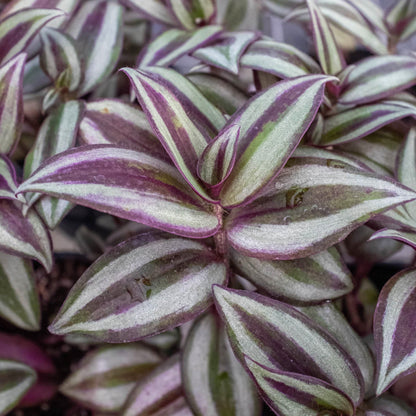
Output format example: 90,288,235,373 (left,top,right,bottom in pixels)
2,0,416,415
